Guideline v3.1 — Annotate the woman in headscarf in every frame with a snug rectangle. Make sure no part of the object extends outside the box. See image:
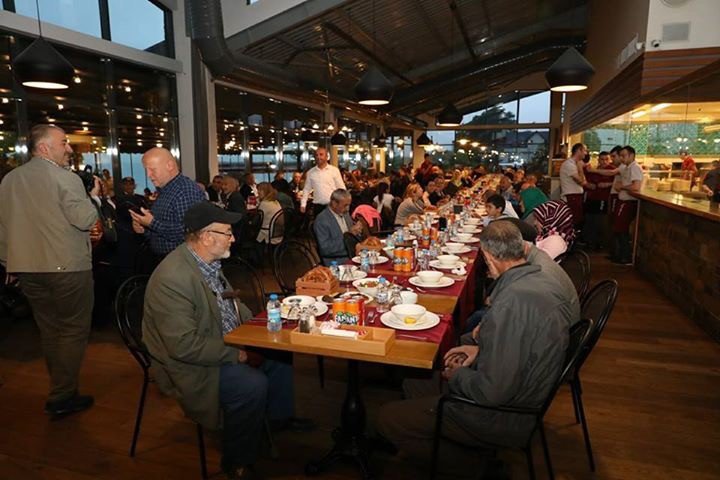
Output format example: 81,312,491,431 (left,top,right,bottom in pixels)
531,200,575,259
